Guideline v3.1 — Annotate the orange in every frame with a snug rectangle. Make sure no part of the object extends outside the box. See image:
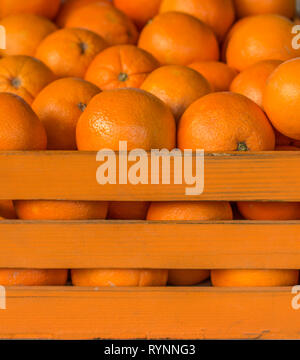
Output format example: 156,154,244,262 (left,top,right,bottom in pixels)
168,270,210,286
85,45,159,90
113,0,162,29
226,15,299,72
0,0,61,19
264,58,300,140
14,200,108,220
141,65,211,121
138,12,219,66
189,61,237,92
0,93,47,150
275,129,300,148
178,92,275,152
35,28,108,78
0,200,17,219
76,88,176,151
65,2,139,46
0,269,68,286
230,60,282,108
71,269,168,287
108,202,150,220
237,202,300,220
0,55,55,104
0,14,57,57
32,78,100,150
147,201,232,286
234,0,295,19
211,269,299,287
56,0,111,27
159,0,235,41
